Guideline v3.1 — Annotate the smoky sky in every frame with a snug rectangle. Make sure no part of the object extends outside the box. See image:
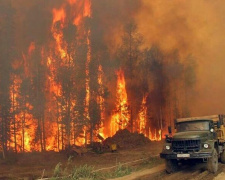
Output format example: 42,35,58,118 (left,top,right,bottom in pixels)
136,0,225,116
